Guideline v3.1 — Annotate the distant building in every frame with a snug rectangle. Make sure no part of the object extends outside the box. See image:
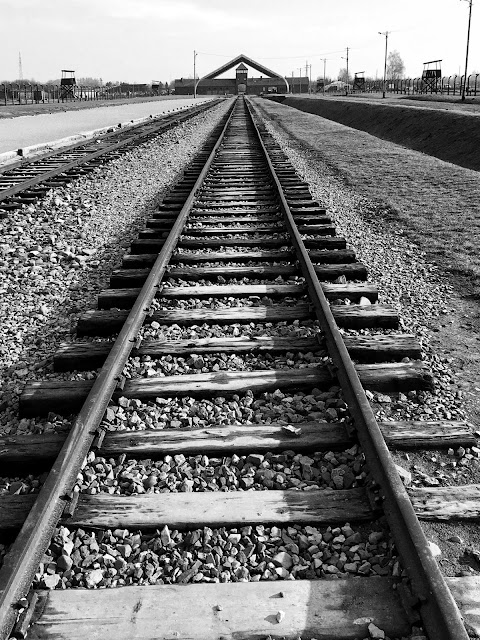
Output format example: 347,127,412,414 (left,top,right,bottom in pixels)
174,53,308,96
